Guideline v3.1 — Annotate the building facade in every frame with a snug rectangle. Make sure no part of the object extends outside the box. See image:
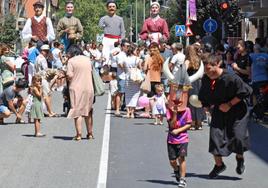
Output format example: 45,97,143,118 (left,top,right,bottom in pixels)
238,0,268,41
